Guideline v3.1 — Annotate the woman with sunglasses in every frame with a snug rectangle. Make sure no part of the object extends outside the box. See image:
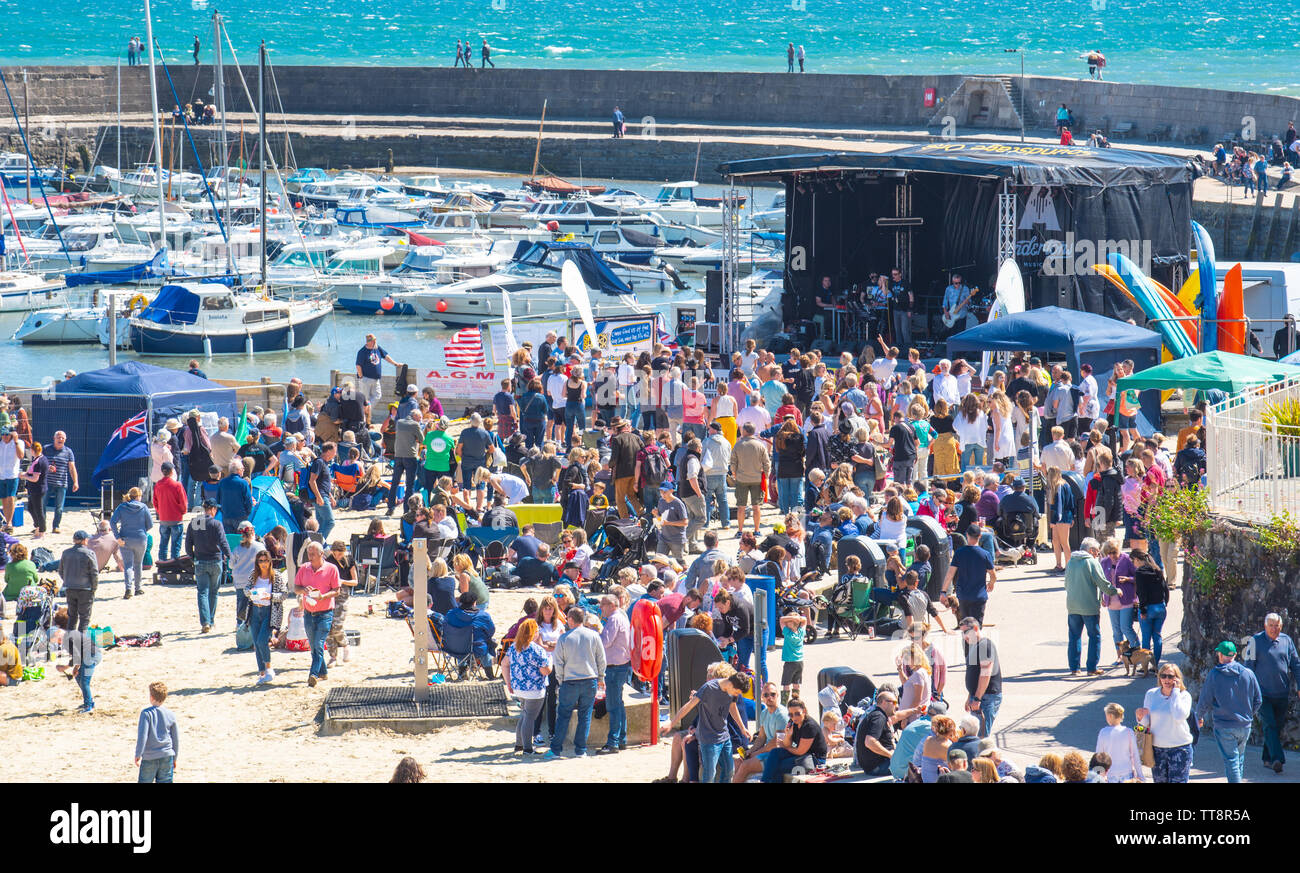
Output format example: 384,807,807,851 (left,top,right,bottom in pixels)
241,549,286,684
1136,663,1194,783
